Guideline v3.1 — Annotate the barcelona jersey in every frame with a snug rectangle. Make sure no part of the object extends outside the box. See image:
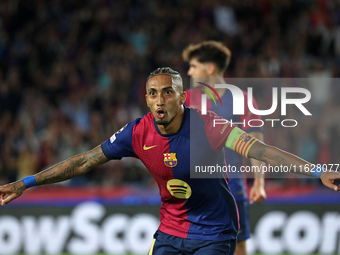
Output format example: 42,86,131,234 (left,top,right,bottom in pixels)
186,88,263,201
101,107,239,241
